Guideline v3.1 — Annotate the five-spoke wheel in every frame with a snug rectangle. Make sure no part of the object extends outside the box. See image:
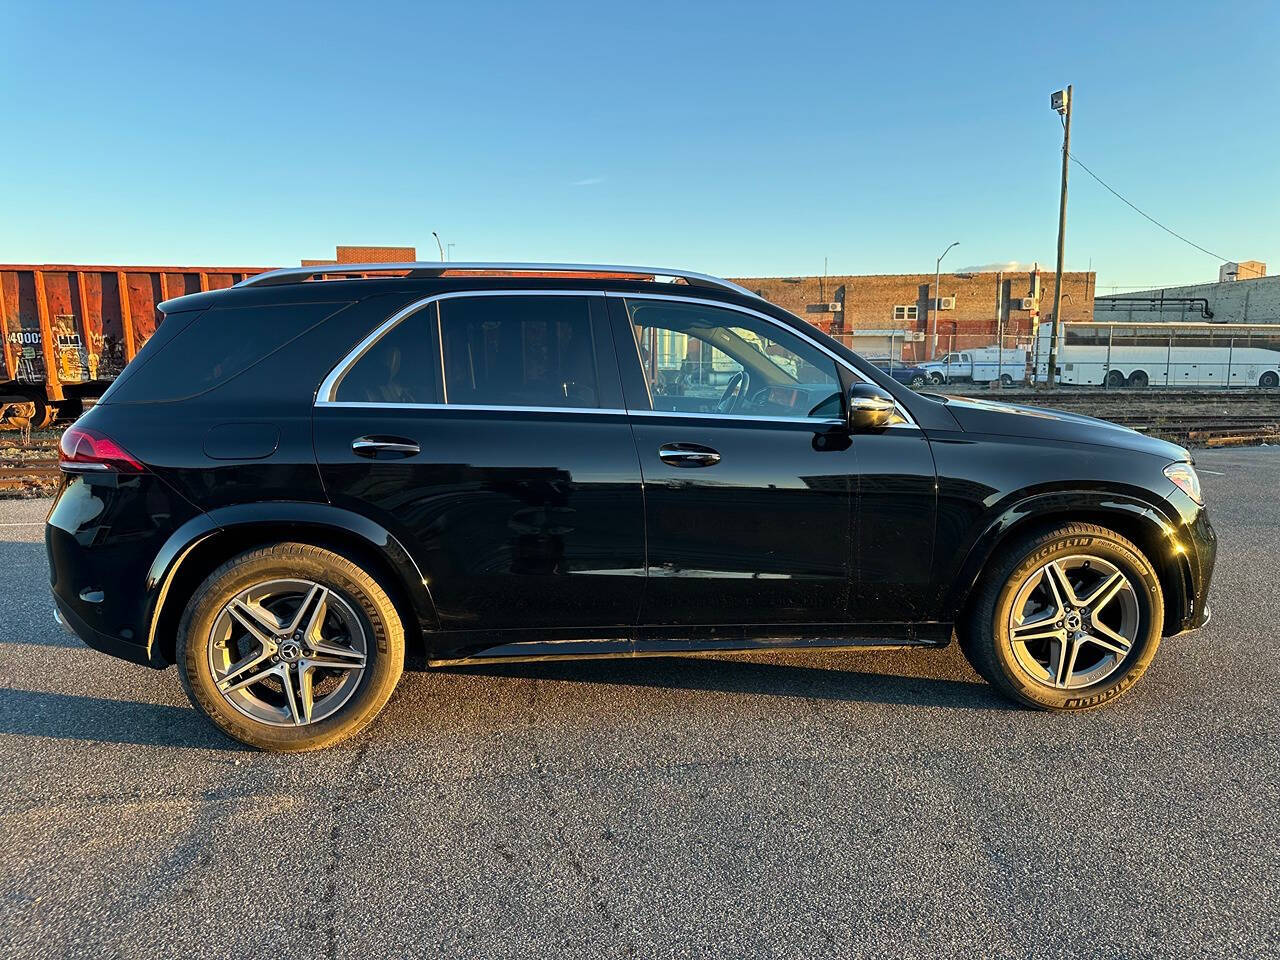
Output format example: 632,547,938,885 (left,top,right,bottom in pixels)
179,544,404,751
1007,556,1139,690
961,523,1164,711
210,579,369,727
